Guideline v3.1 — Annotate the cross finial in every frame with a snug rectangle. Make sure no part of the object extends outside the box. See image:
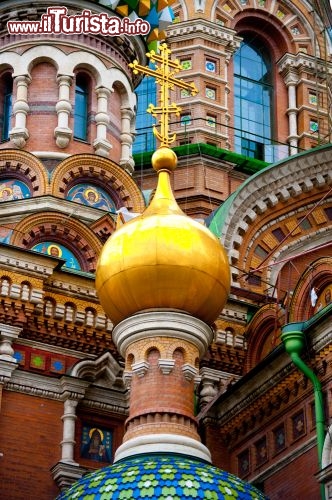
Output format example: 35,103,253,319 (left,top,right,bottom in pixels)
129,43,198,148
